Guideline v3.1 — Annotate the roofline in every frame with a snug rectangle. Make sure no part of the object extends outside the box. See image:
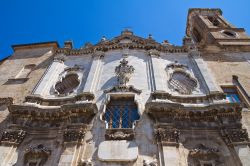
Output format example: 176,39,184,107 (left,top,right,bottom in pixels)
12,41,59,51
